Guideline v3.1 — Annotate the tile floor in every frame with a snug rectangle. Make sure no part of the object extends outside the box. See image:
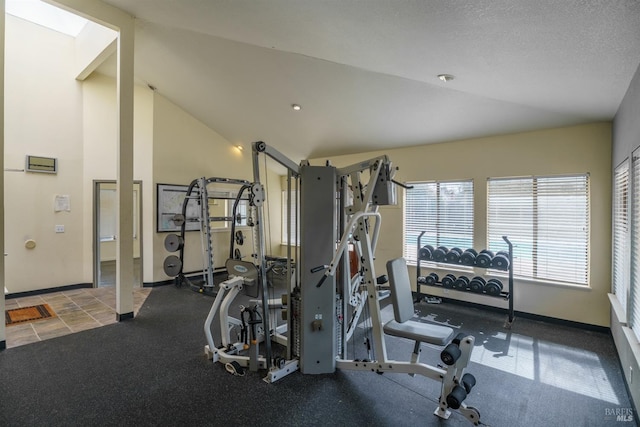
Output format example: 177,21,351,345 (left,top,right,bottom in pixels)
4,286,151,349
